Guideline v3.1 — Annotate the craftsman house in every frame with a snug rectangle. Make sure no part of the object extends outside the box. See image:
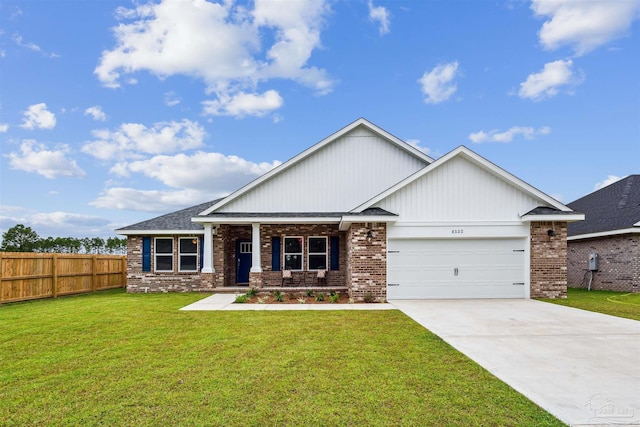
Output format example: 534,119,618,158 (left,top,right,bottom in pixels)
117,118,583,300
